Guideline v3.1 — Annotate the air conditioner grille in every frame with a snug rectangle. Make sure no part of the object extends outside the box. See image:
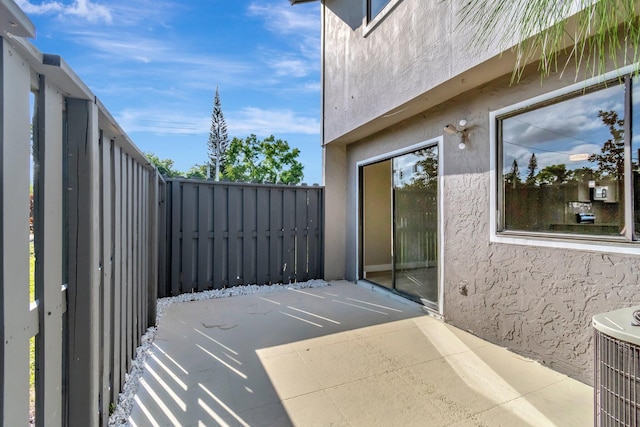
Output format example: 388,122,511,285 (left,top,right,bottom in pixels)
595,328,640,426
